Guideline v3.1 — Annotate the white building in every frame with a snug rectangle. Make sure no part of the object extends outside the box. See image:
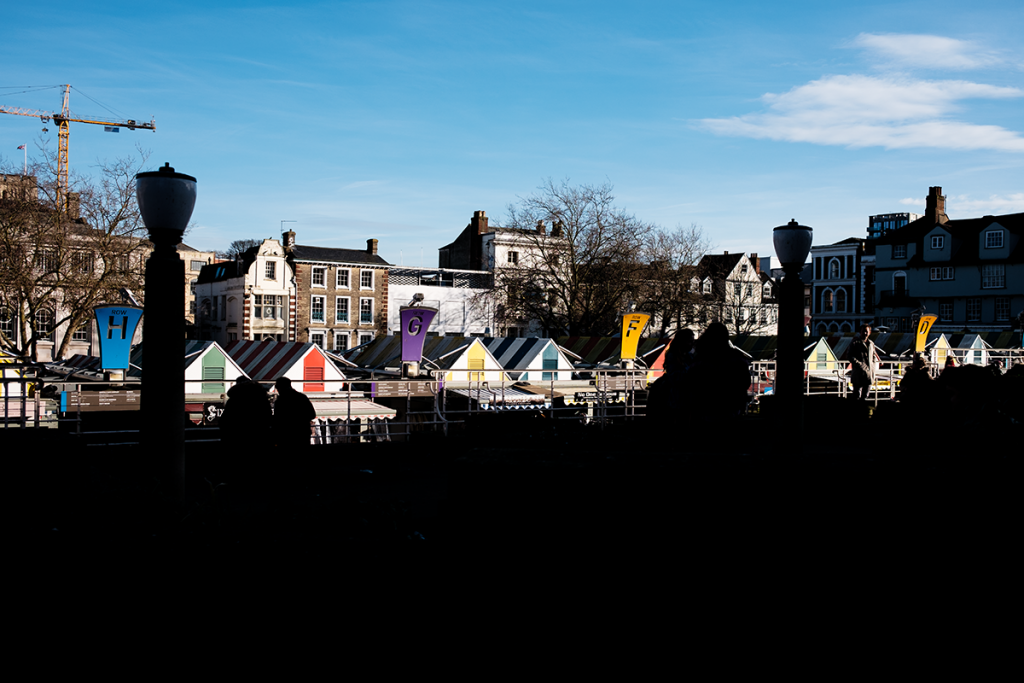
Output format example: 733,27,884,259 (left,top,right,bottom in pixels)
194,238,296,344
386,267,495,336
